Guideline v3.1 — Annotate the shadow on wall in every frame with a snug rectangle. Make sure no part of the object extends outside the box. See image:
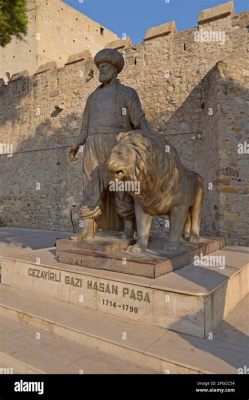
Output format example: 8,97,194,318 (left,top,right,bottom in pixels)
0,110,86,232
148,62,249,246
0,75,31,129
144,67,220,238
